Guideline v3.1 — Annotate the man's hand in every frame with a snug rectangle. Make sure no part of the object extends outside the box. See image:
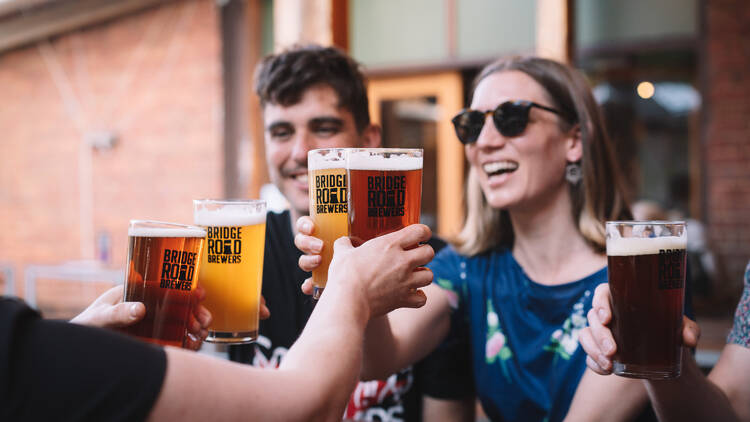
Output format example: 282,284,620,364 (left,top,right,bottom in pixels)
295,215,323,273
578,283,701,375
71,285,215,351
71,285,145,328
